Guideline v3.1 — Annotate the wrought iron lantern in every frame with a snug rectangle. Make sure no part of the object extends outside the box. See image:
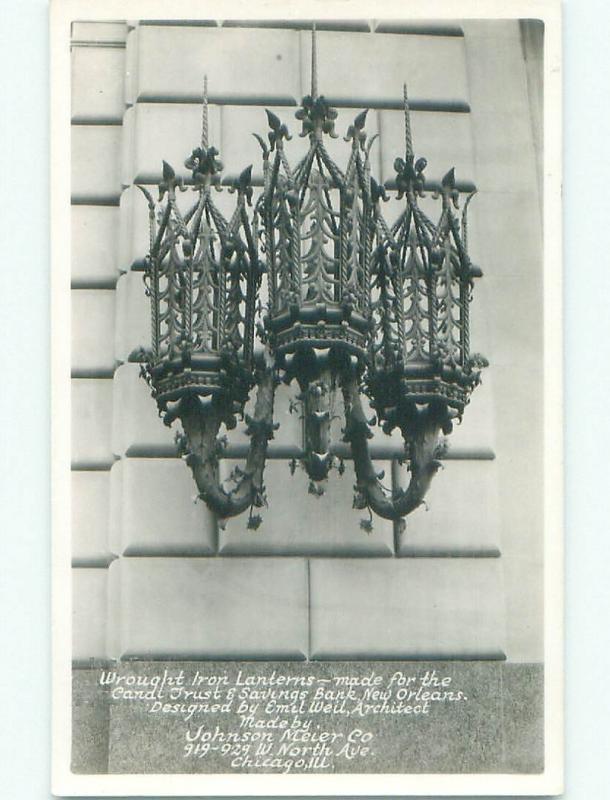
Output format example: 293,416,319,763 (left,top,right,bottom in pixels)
134,28,488,526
